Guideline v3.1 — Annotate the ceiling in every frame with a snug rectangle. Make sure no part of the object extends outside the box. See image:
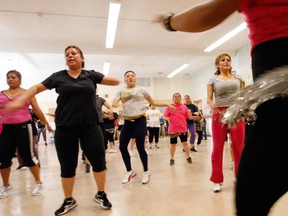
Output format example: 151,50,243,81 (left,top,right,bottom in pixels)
0,0,250,86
